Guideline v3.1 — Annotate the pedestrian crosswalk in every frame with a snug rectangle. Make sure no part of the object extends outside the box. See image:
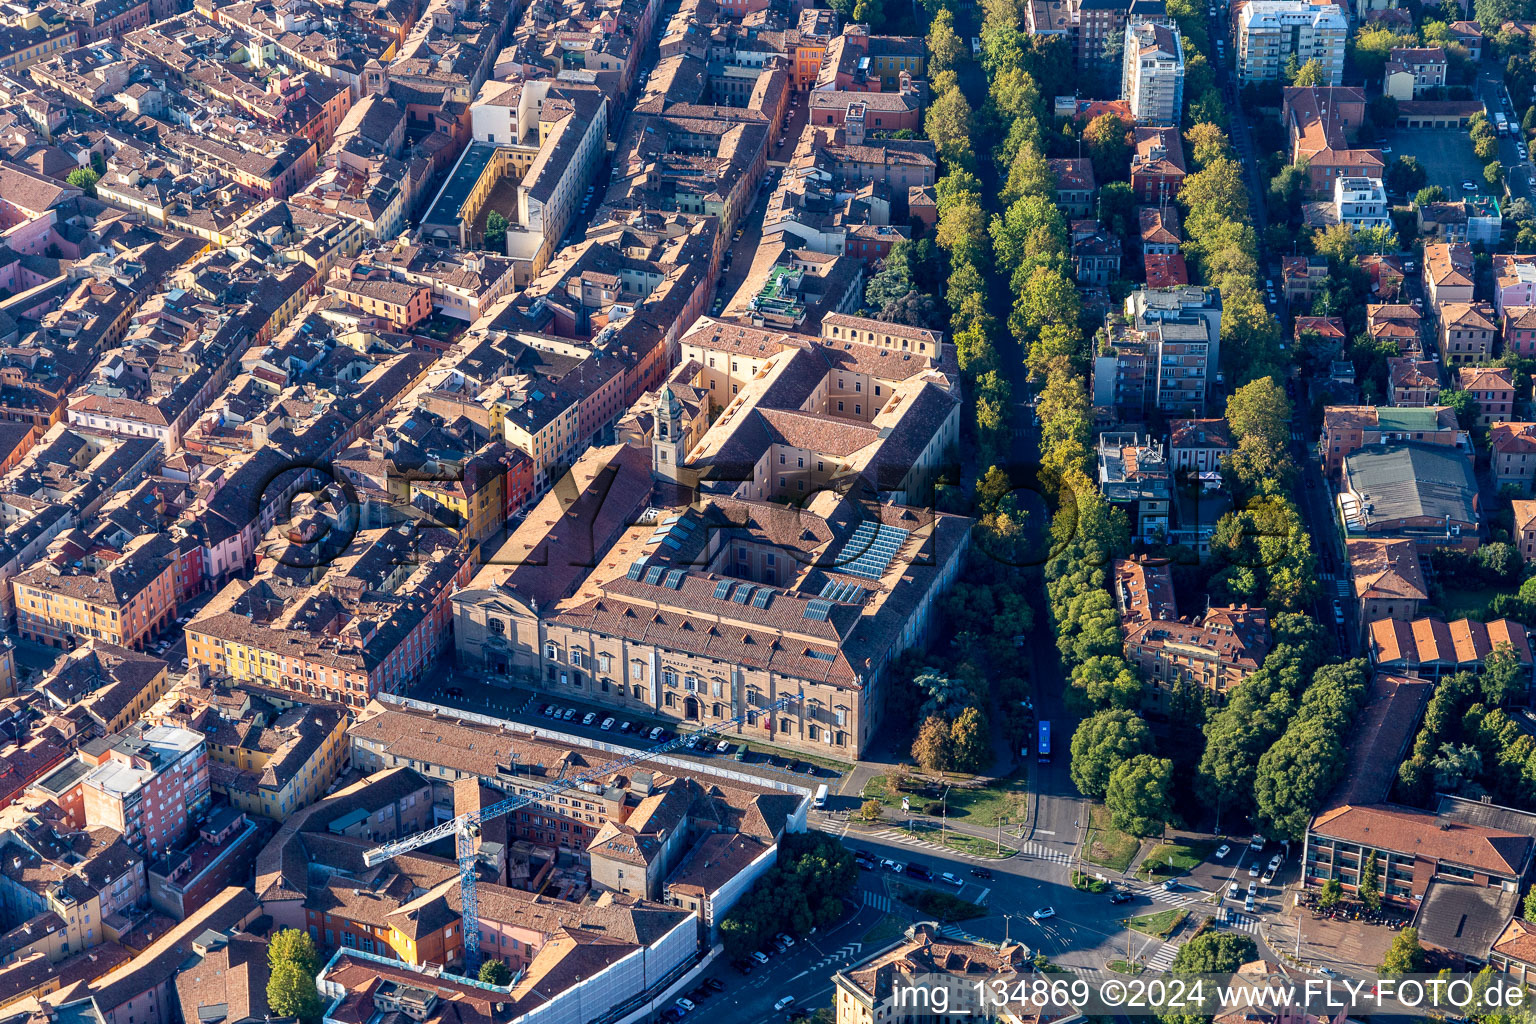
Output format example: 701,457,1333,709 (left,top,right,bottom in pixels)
869,829,1008,862
1223,912,1259,935
862,890,892,912
1147,943,1179,971
813,816,850,839
1019,841,1072,865
939,924,986,943
1131,885,1204,908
